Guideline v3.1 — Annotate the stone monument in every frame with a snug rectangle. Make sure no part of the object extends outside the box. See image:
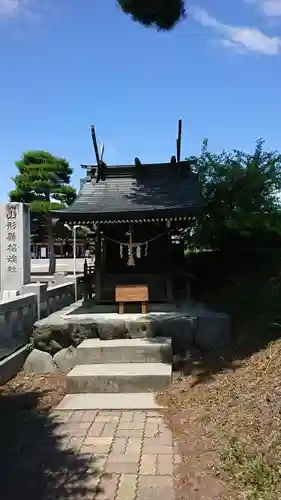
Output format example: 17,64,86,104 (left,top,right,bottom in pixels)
0,202,31,300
